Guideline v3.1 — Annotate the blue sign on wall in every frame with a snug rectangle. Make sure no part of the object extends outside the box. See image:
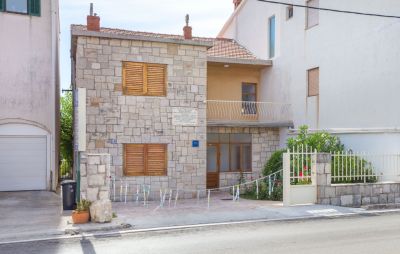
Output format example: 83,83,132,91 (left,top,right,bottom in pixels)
192,140,199,148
